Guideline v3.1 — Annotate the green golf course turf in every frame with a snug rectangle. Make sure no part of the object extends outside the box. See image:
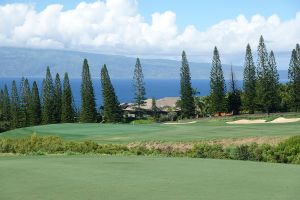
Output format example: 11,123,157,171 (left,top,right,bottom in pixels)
0,155,299,200
1,120,300,143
